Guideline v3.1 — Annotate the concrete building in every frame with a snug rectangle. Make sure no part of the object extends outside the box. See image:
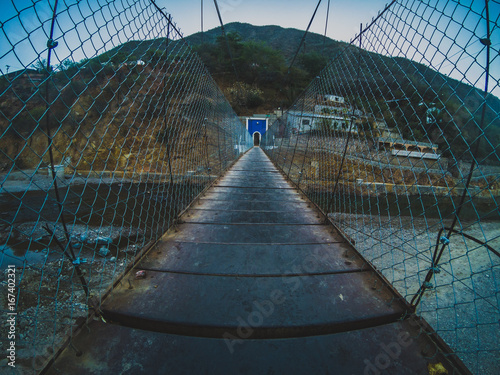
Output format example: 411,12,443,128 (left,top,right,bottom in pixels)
322,94,345,105
374,121,439,159
286,110,358,135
